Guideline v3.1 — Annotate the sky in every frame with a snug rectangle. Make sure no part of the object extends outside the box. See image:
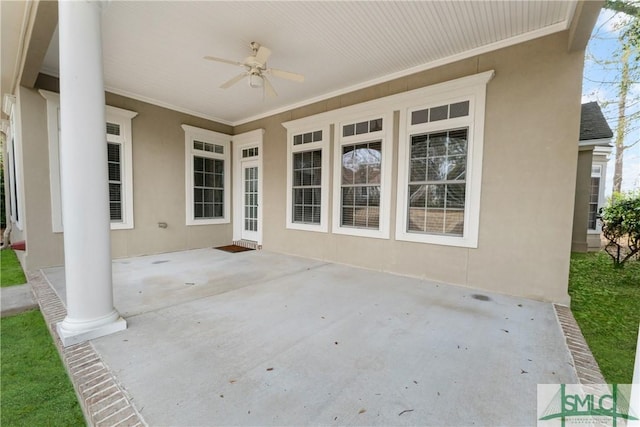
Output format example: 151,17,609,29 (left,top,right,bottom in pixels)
581,8,640,195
